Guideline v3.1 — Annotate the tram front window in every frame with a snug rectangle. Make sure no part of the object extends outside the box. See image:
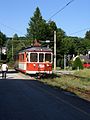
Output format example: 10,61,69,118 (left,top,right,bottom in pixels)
30,53,37,62
45,53,51,62
39,53,44,62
